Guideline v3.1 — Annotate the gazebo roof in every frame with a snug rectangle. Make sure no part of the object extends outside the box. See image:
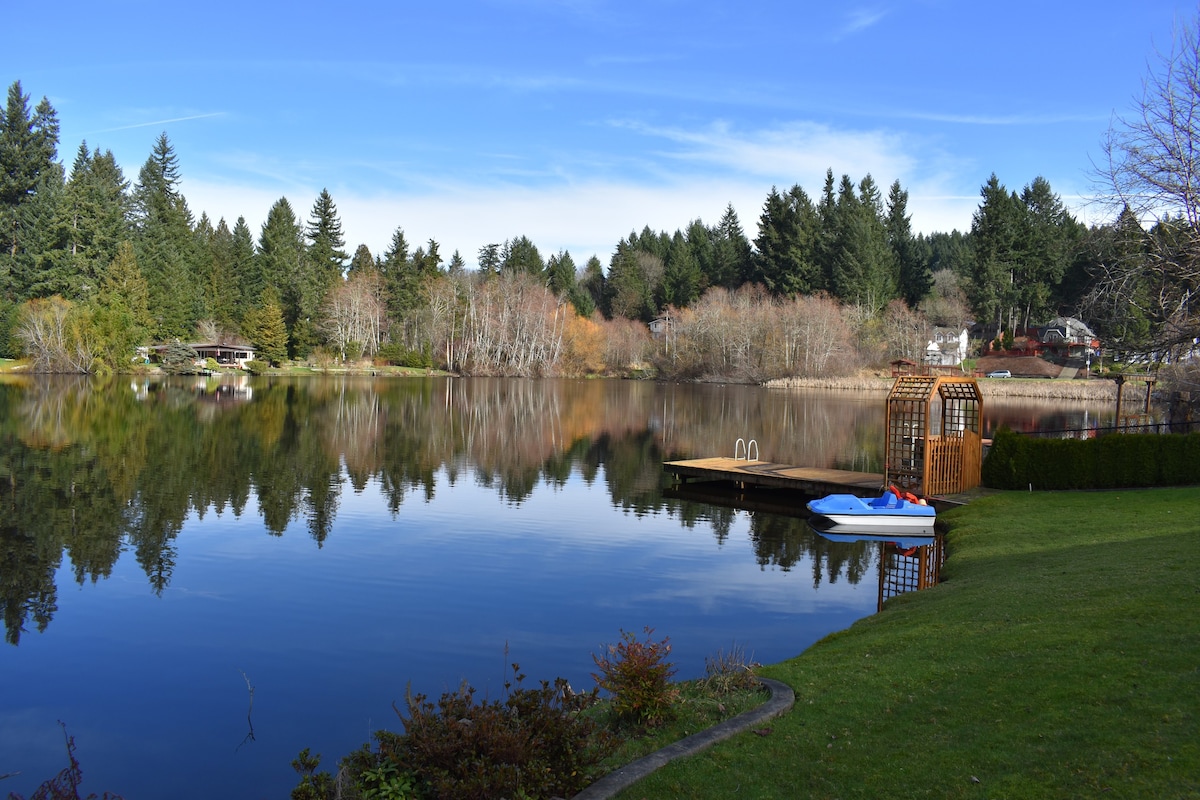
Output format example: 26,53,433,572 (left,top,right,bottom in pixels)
887,374,981,403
